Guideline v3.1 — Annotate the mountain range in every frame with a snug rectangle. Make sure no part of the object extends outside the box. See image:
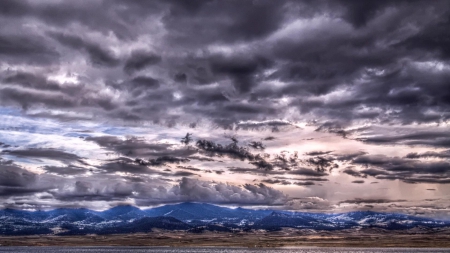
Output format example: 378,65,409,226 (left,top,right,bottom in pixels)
1,202,449,235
